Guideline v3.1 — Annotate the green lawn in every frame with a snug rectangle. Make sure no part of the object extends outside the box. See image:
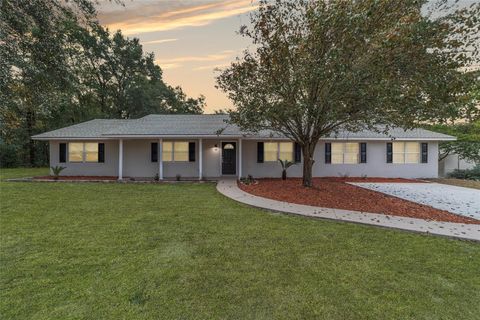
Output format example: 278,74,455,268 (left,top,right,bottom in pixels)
0,167,50,180
1,168,479,319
